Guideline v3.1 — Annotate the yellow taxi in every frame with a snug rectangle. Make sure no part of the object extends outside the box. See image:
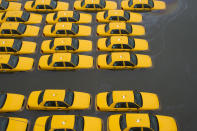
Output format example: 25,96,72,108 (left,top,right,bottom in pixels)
97,52,152,69
0,92,25,112
97,22,145,36
27,89,91,110
33,115,102,131
0,54,34,72
41,38,92,53
96,90,159,111
97,36,148,51
24,0,69,12
38,53,93,70
46,11,92,24
74,0,117,11
0,22,40,37
43,23,91,37
0,0,21,12
0,11,42,24
108,113,177,131
121,0,166,11
0,39,36,54
0,116,29,131
96,10,142,23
